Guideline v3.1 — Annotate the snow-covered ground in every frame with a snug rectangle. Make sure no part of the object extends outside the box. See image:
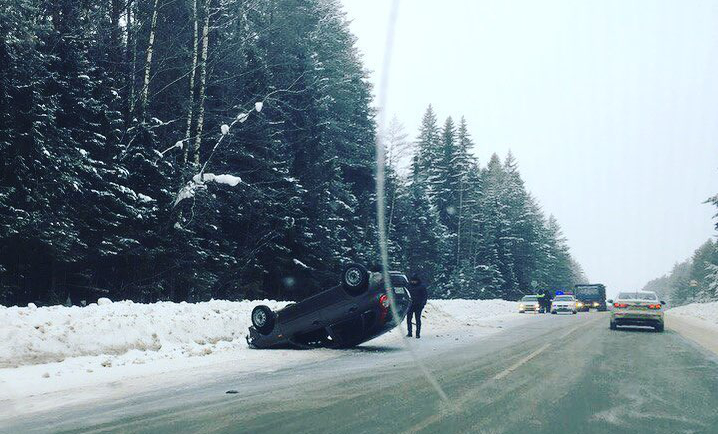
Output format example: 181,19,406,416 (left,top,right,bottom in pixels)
667,301,718,328
0,298,521,418
666,302,718,357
